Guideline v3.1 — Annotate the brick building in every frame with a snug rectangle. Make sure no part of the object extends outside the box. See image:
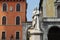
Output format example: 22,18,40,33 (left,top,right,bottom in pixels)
0,0,27,40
